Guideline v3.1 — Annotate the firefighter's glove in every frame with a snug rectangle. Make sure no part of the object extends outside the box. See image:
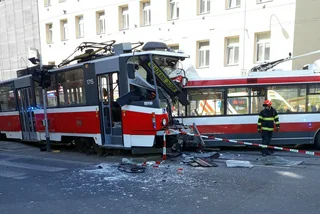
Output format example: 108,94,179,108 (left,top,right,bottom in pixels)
276,127,279,132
